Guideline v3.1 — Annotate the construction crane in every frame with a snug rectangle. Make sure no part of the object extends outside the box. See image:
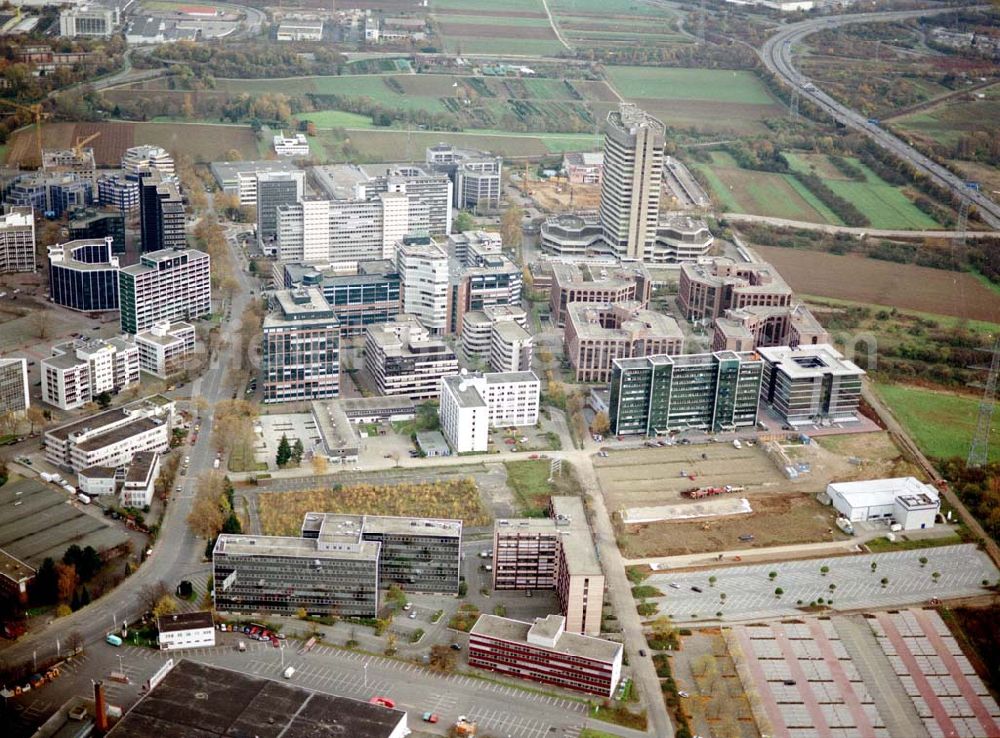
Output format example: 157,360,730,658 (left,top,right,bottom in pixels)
0,99,44,168
73,131,100,159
